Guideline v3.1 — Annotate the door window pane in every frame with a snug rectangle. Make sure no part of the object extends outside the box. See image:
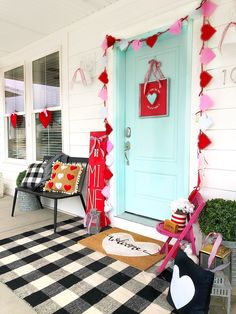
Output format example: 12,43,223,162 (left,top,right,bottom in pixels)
35,110,62,161
4,66,24,114
32,52,60,110
7,115,26,159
